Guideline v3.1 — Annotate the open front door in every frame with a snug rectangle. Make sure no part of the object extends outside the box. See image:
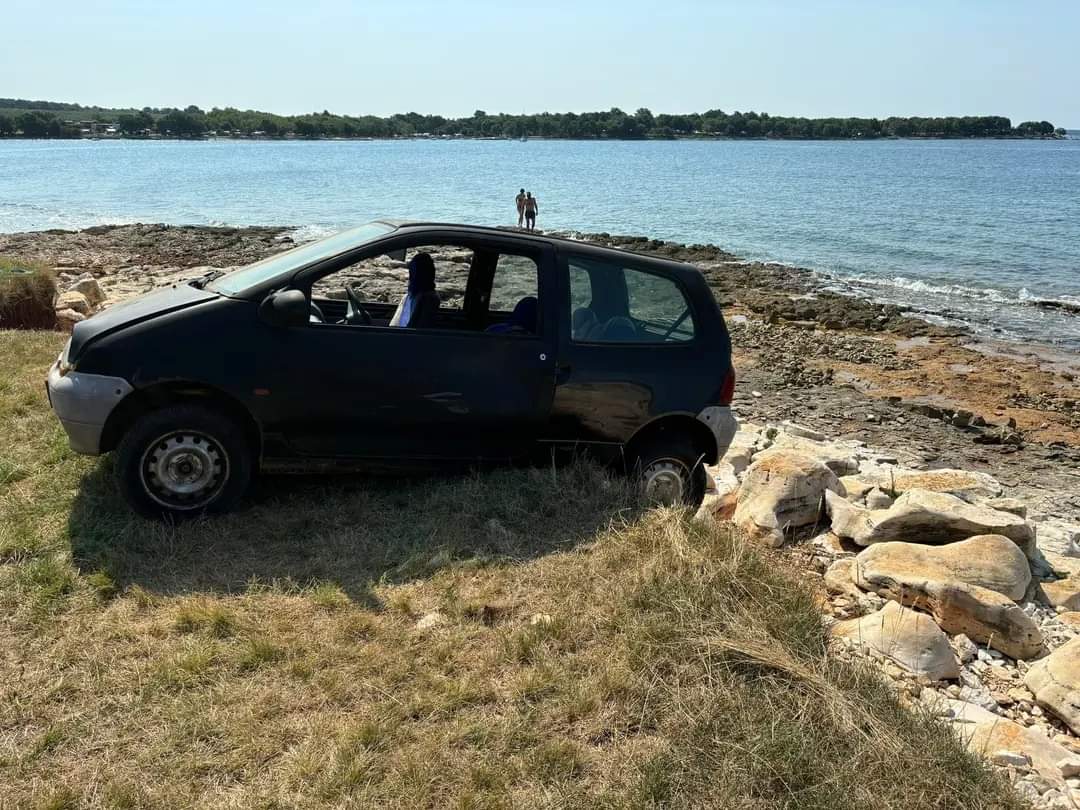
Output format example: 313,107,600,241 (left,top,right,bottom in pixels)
256,236,559,465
